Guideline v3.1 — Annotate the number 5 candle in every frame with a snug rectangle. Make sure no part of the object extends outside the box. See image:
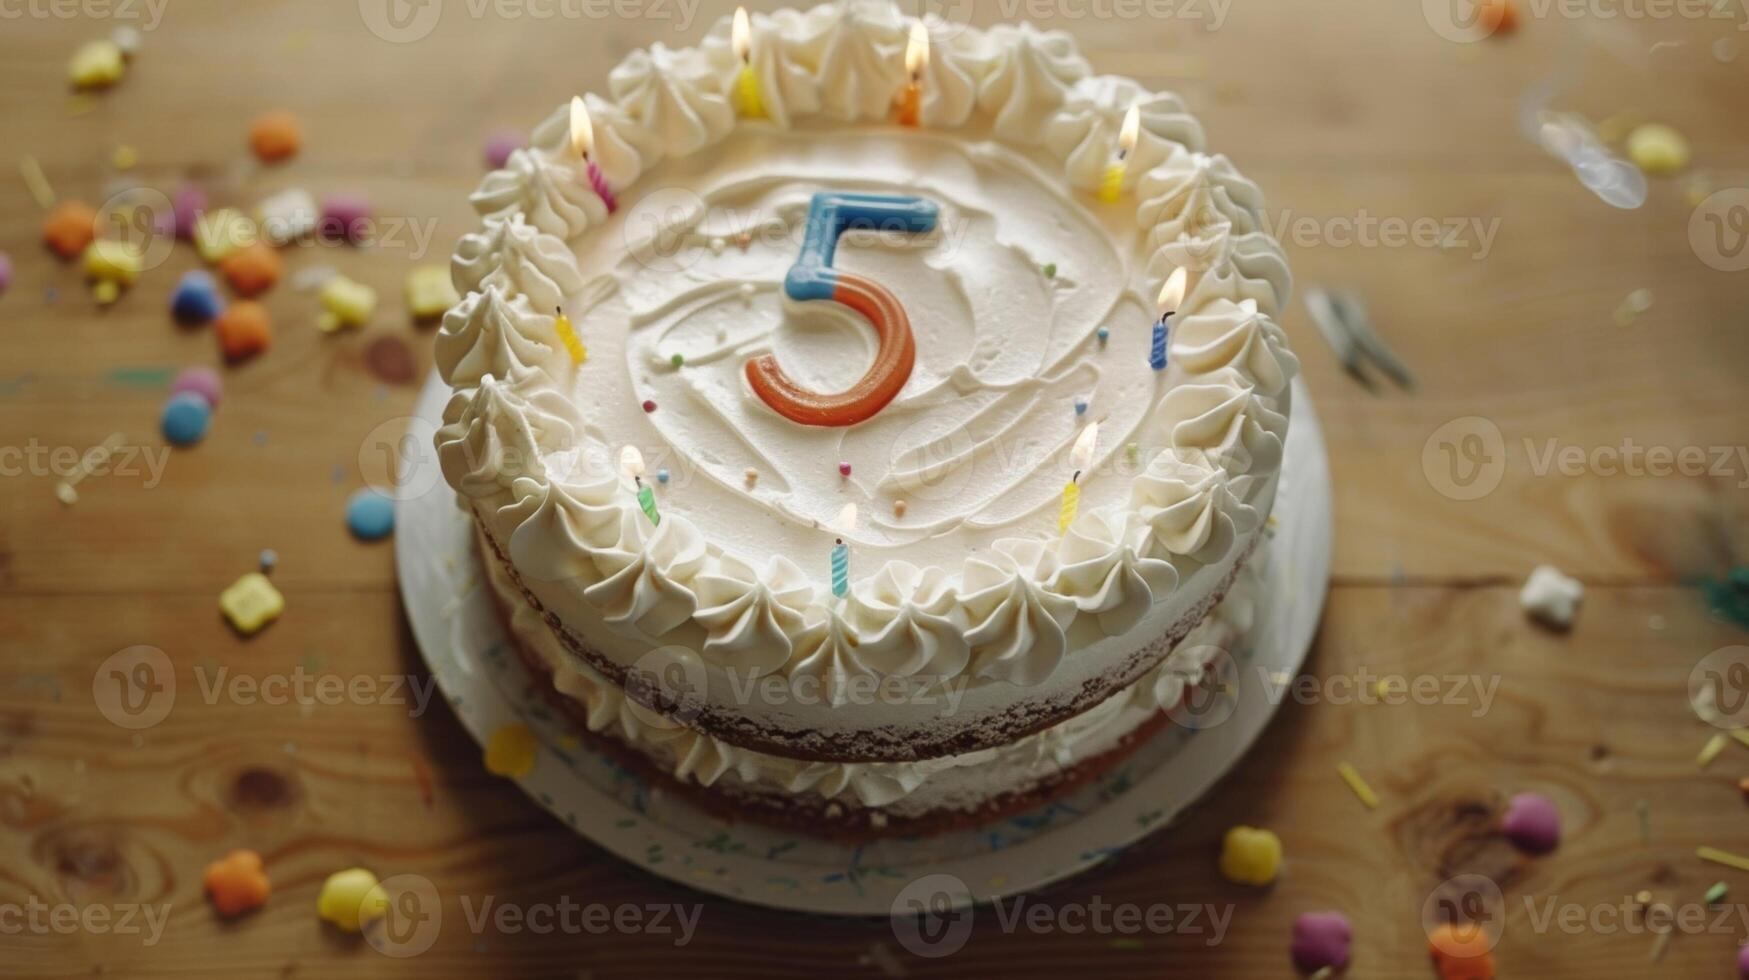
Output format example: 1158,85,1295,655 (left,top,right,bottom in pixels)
1059,422,1100,532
